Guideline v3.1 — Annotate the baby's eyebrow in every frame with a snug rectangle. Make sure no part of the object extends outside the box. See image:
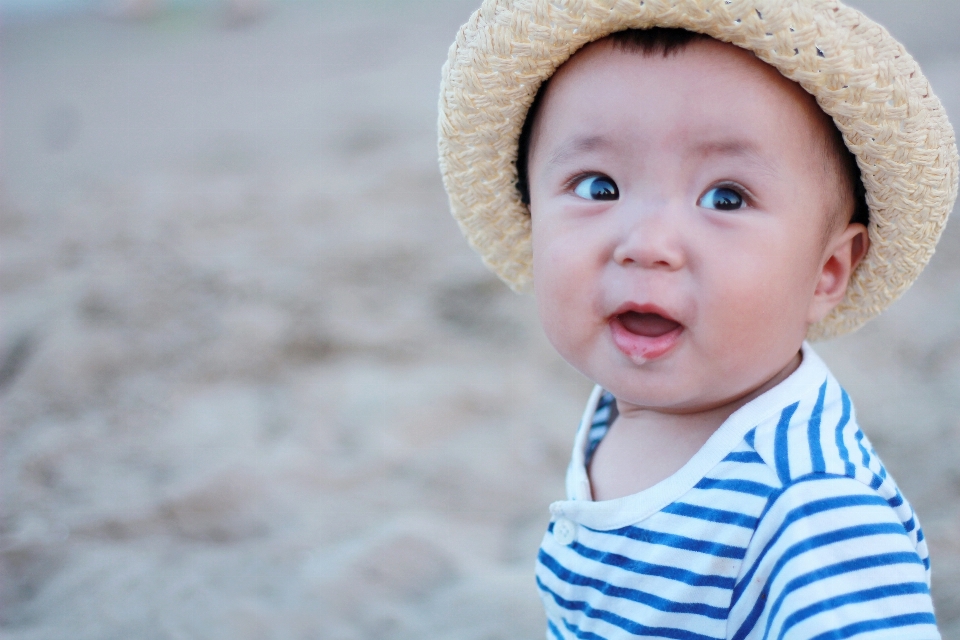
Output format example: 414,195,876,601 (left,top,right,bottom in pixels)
544,135,613,169
543,136,777,173
694,140,778,174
